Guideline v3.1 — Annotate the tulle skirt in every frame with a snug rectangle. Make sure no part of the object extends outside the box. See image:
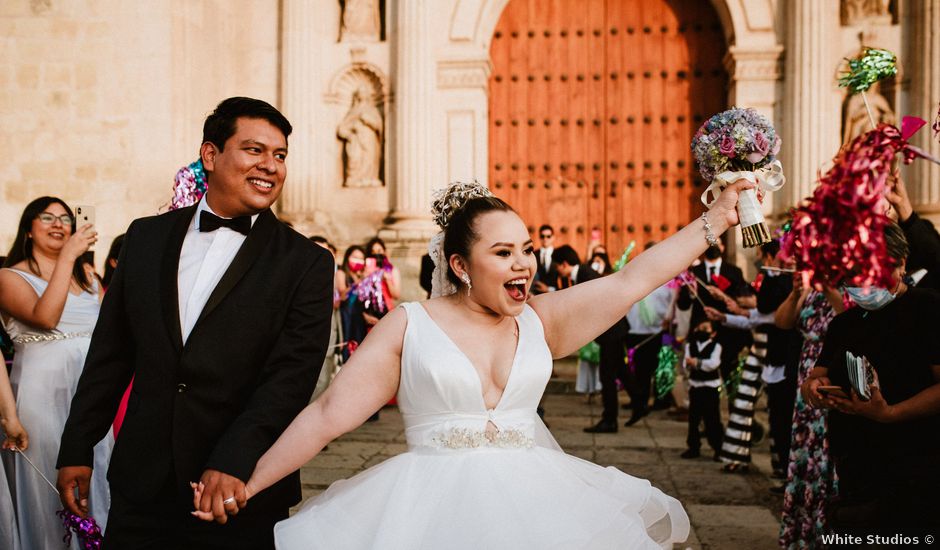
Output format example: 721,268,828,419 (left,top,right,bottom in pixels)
276,446,688,549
